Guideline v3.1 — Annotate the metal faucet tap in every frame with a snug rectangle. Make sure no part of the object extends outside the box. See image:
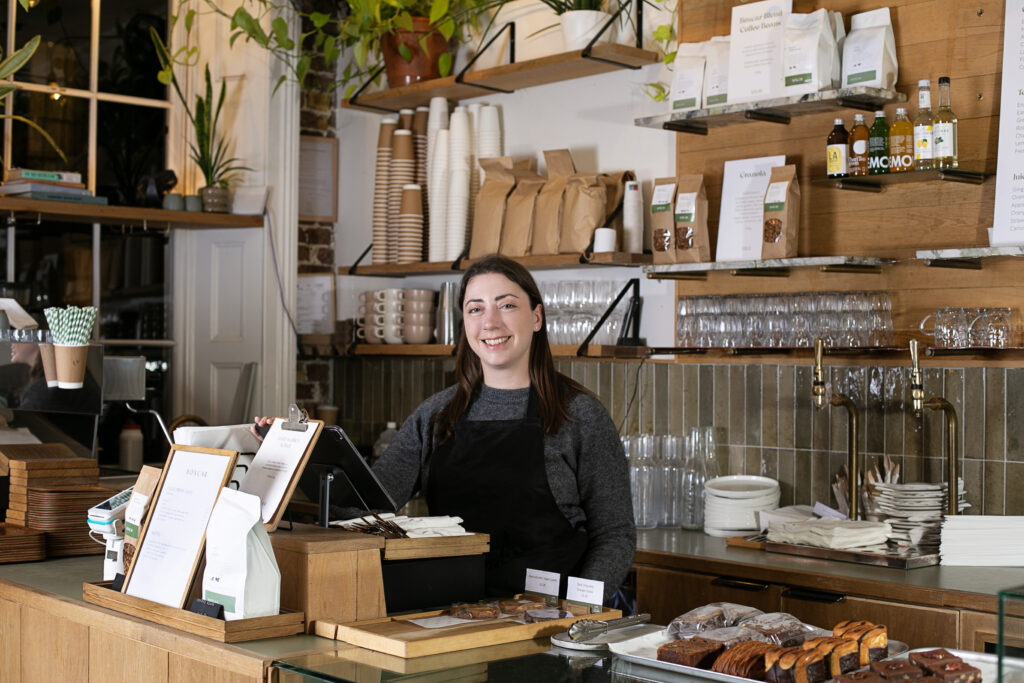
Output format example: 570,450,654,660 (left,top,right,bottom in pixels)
923,397,960,516
909,340,925,416
812,339,859,520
